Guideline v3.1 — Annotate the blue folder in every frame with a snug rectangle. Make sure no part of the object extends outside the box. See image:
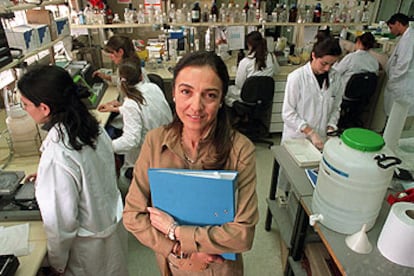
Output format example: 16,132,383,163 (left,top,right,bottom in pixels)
148,168,238,260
